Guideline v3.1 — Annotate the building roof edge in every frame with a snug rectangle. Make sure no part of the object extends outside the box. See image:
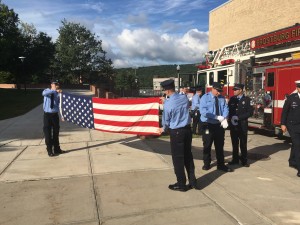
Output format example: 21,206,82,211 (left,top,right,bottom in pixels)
209,0,233,14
